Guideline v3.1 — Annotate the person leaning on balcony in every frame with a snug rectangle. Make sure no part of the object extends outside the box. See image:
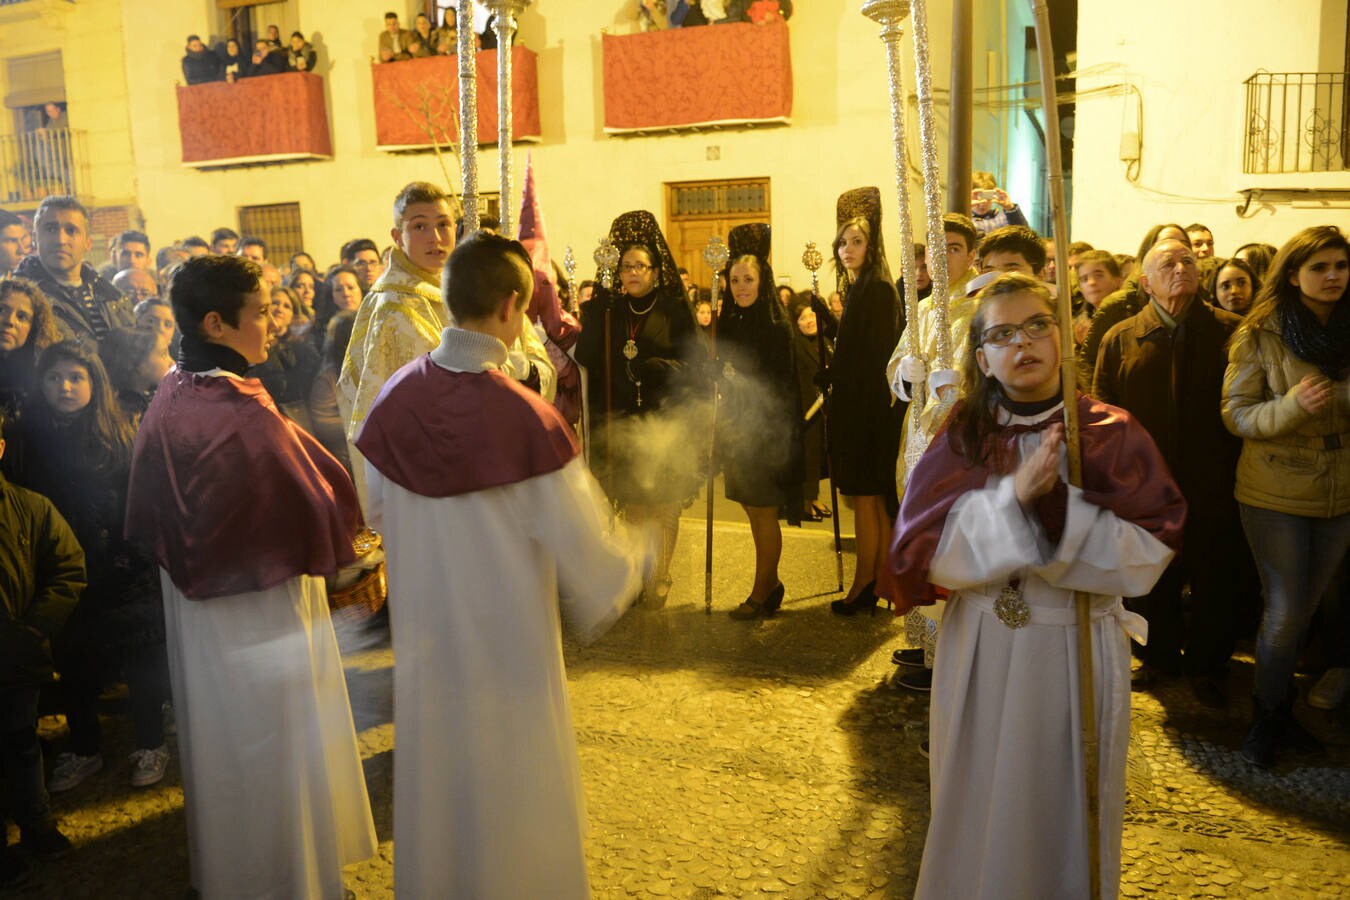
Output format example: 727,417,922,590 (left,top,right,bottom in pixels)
378,11,412,62
12,197,133,347
181,35,222,85
217,38,250,83
287,32,316,73
249,39,289,77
